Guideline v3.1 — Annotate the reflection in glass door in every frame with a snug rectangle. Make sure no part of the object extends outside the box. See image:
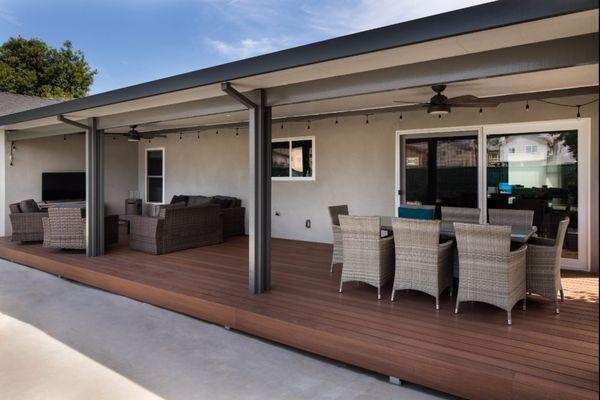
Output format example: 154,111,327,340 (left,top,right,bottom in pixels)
403,134,479,215
486,130,579,259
